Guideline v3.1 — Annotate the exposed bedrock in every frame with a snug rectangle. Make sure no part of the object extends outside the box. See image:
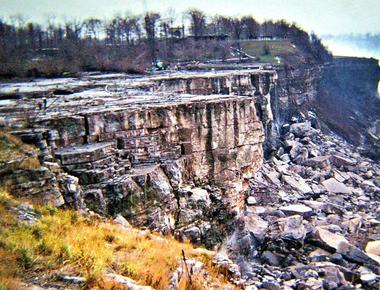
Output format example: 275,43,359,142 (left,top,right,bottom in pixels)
1,57,377,247
268,63,322,154
49,97,265,210
0,69,277,245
